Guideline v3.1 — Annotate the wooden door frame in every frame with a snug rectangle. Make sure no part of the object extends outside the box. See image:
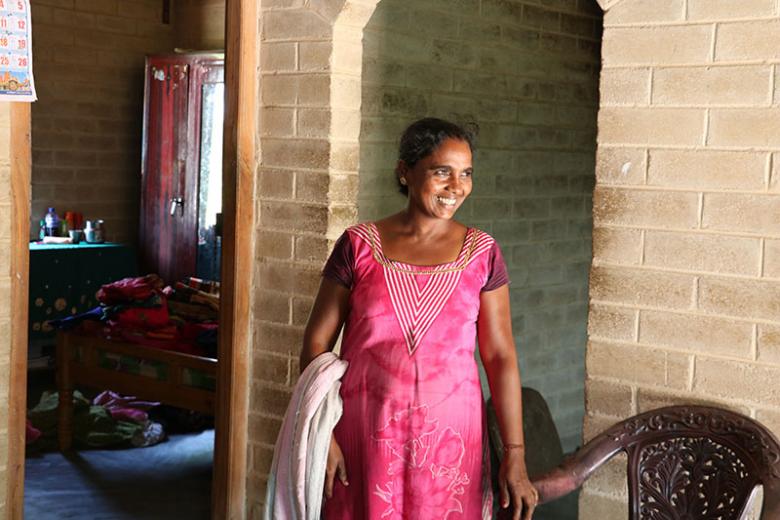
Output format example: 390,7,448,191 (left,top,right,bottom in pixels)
6,0,256,518
8,103,31,520
212,0,255,518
